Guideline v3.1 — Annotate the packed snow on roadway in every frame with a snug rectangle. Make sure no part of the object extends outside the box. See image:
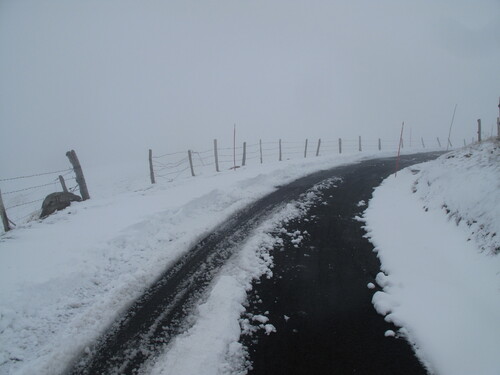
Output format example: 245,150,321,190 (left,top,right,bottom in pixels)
364,139,500,375
1,140,498,375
